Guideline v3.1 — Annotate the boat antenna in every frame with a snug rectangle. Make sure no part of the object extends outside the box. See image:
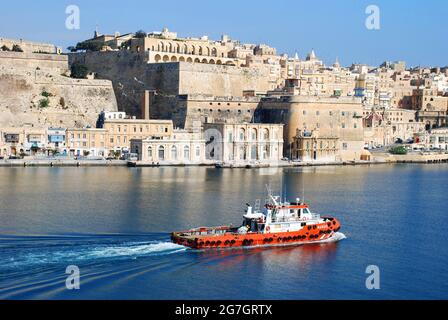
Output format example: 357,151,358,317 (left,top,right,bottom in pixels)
302,169,305,204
